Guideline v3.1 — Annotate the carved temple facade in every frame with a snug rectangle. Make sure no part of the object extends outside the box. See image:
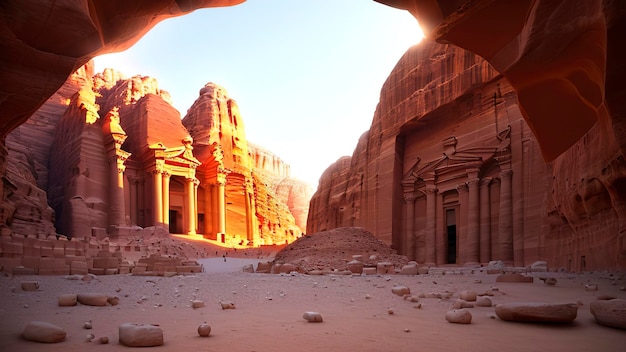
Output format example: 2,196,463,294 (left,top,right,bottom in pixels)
45,76,303,246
